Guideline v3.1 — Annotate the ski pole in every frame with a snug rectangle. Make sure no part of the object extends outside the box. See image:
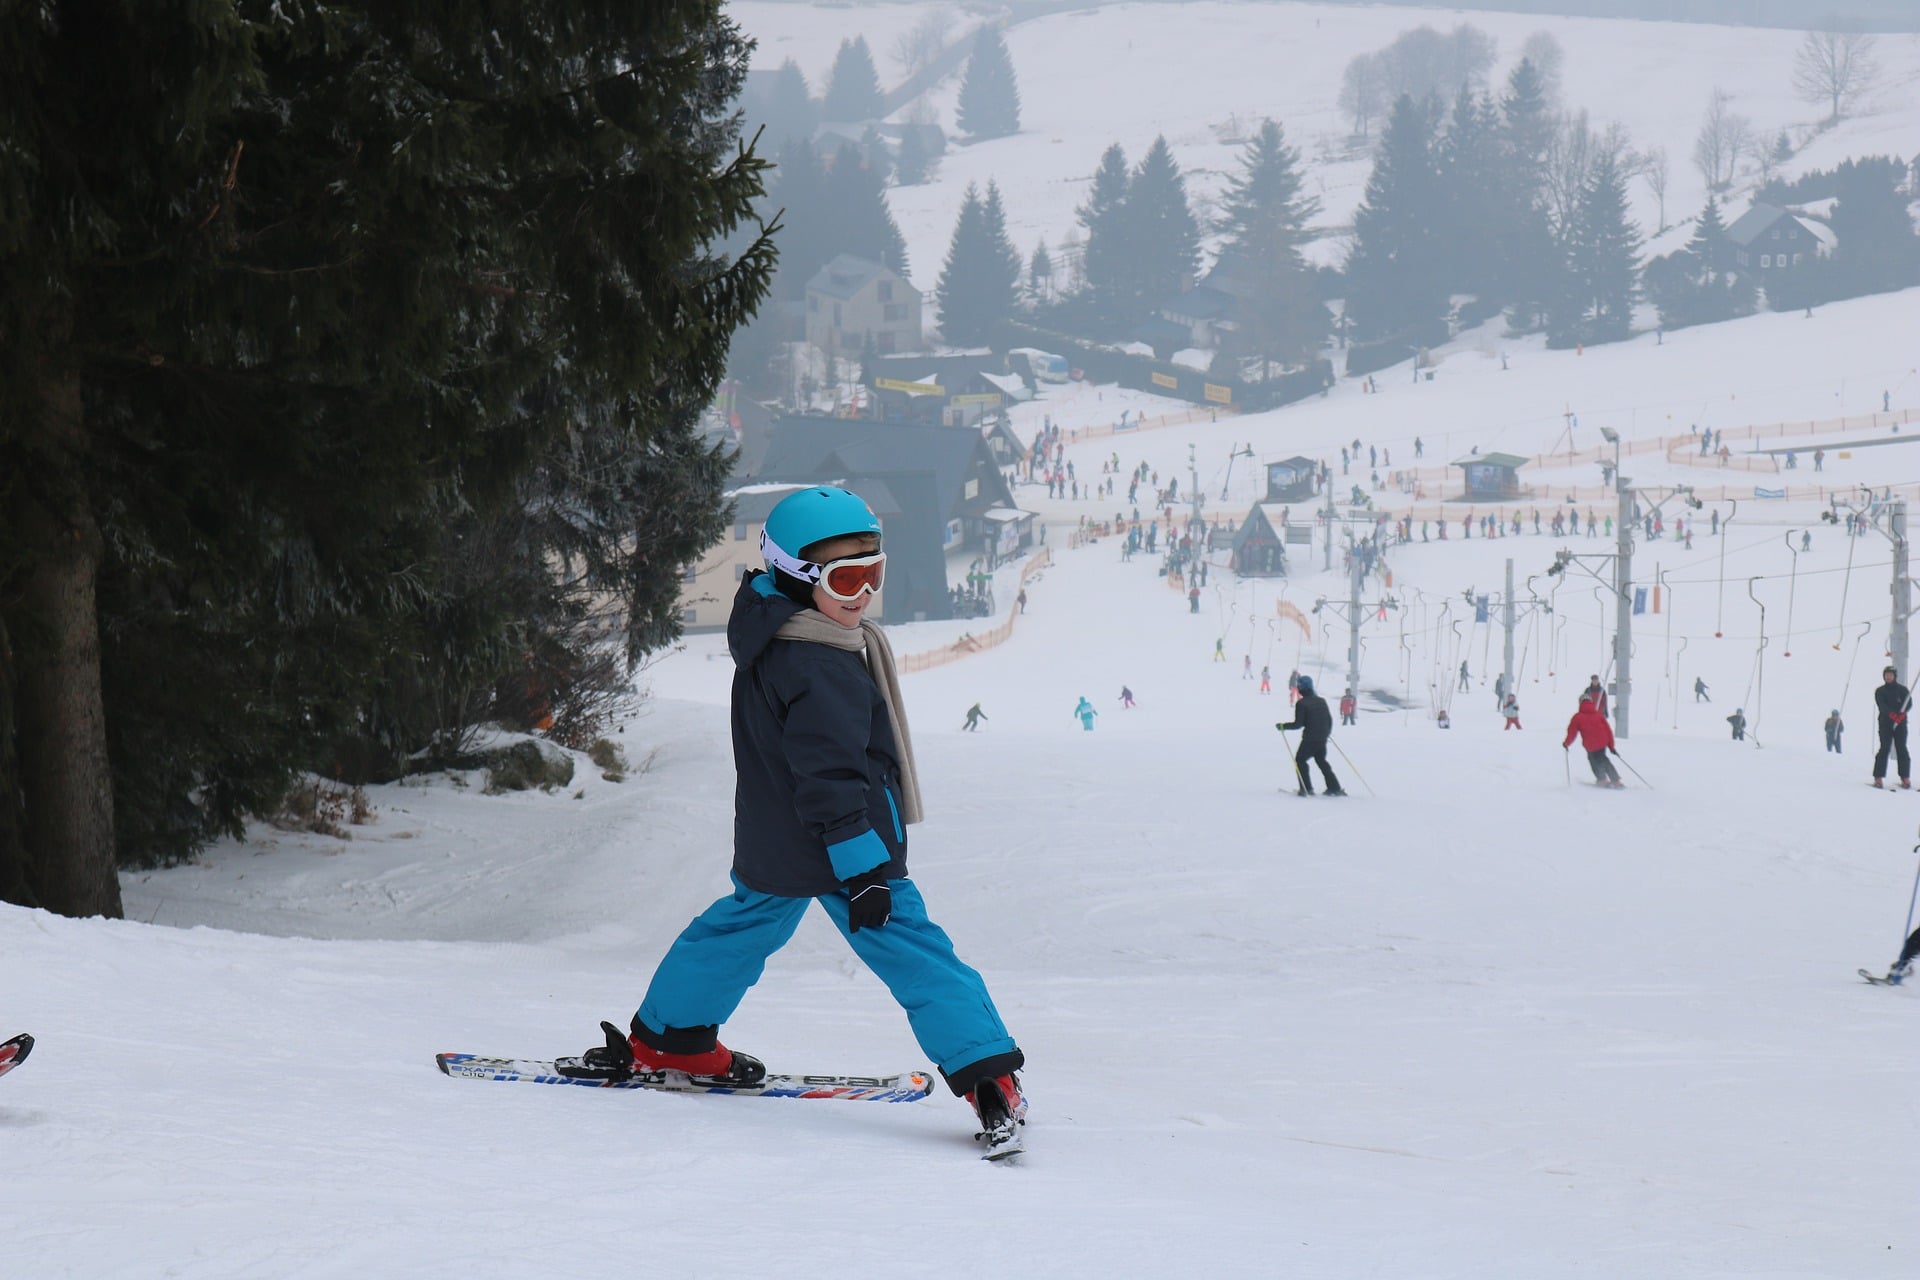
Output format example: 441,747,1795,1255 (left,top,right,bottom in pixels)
1330,739,1374,797
1900,829,1920,949
1563,746,1572,787
1610,748,1654,790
